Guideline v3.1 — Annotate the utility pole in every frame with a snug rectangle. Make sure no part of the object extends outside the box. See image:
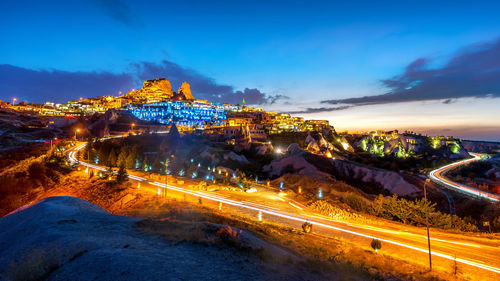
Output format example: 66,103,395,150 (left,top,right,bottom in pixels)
424,178,432,271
